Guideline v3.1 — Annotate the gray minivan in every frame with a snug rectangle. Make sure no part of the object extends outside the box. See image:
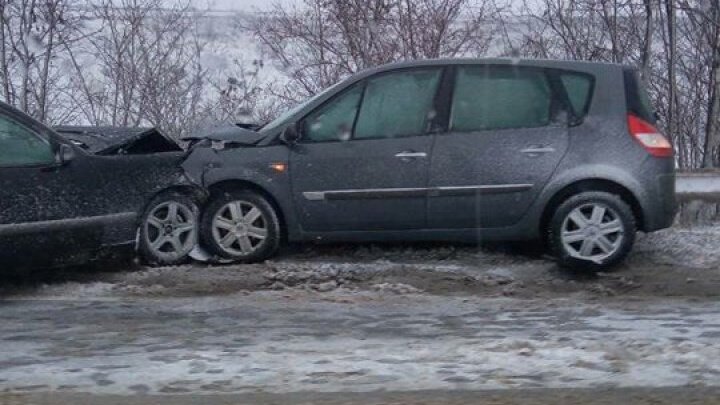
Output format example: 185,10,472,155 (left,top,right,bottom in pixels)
184,59,676,269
